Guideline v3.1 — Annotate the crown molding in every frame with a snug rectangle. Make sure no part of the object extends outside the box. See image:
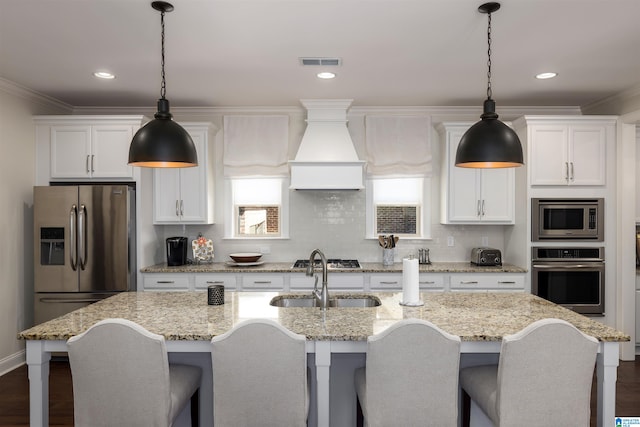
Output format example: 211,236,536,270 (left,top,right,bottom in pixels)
0,77,73,112
582,82,640,115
